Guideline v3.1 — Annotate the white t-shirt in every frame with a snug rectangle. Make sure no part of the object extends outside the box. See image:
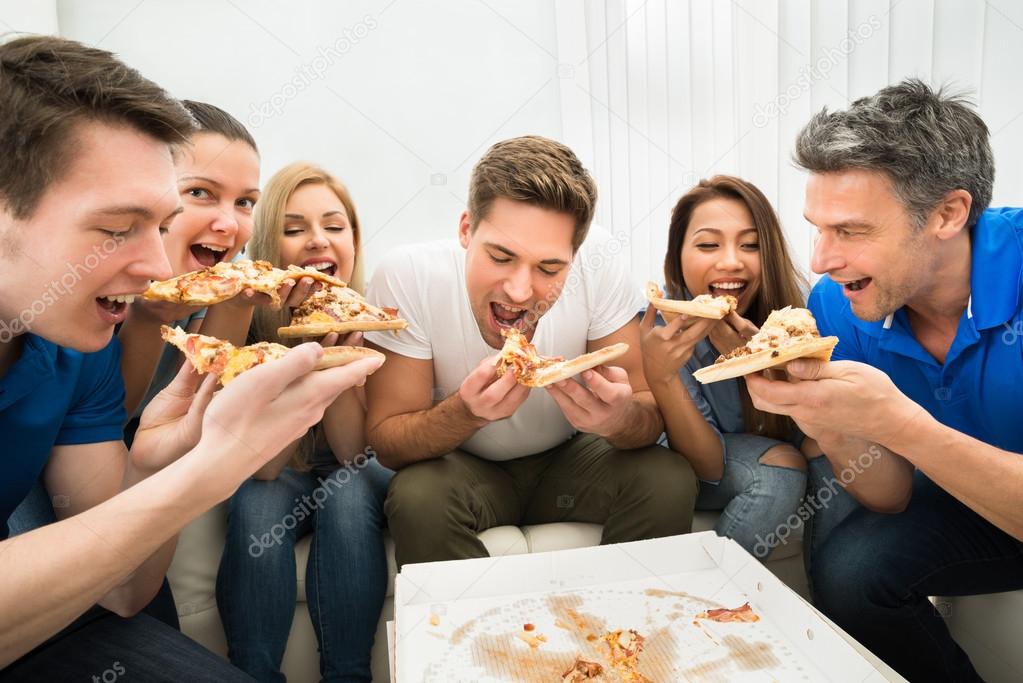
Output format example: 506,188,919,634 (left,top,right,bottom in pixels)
365,227,644,461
